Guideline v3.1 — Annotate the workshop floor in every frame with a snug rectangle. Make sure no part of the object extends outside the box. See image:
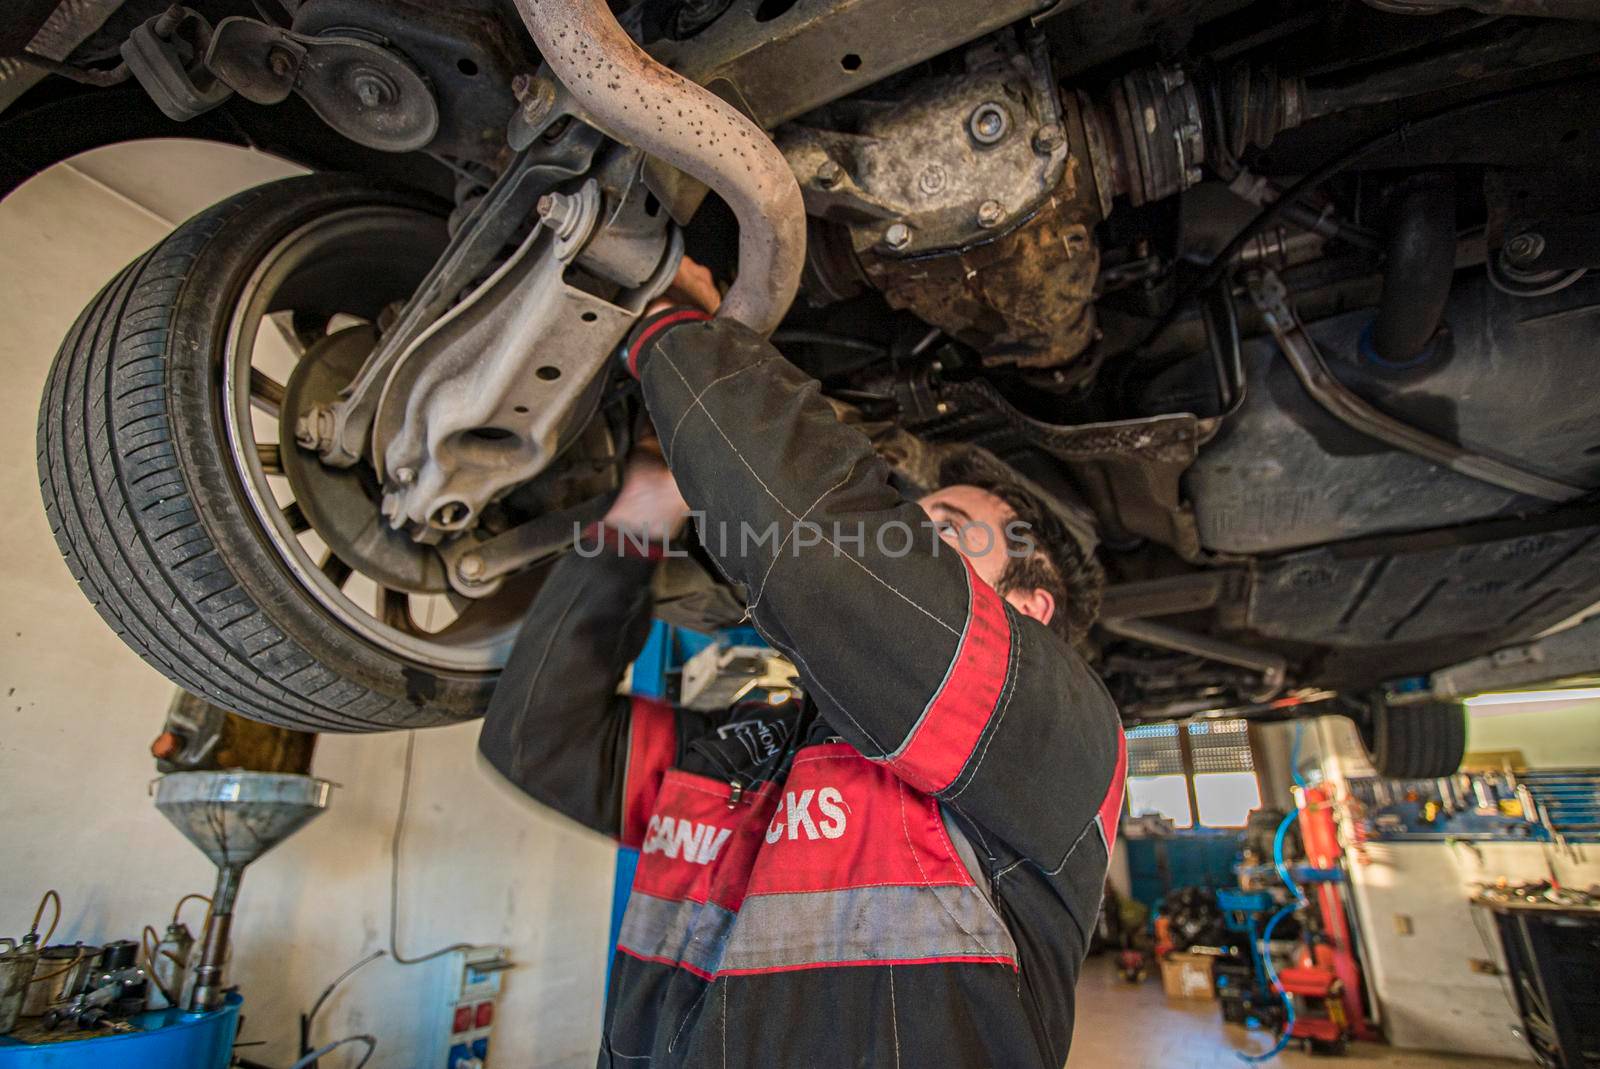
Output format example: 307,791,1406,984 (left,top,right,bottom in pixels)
1067,956,1531,1068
